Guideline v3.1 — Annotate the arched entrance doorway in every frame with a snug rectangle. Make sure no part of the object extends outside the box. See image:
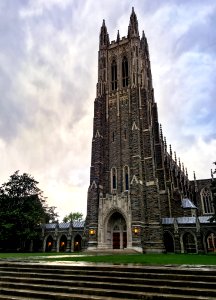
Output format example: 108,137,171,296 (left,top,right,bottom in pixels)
163,231,174,253
206,232,216,252
183,232,197,253
45,235,54,252
107,212,127,249
59,235,67,252
74,235,82,252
